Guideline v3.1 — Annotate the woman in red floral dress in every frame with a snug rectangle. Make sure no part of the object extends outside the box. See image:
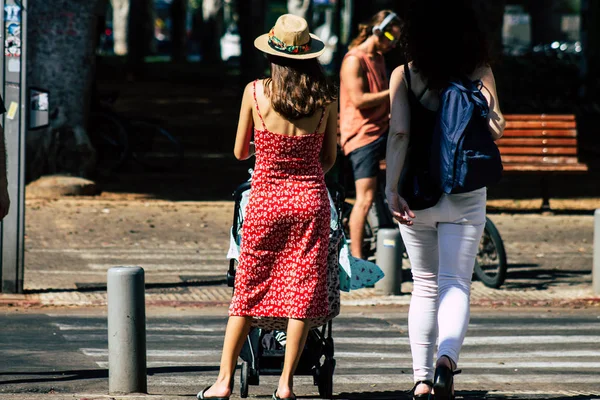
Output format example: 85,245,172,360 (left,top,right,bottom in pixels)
198,14,338,400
